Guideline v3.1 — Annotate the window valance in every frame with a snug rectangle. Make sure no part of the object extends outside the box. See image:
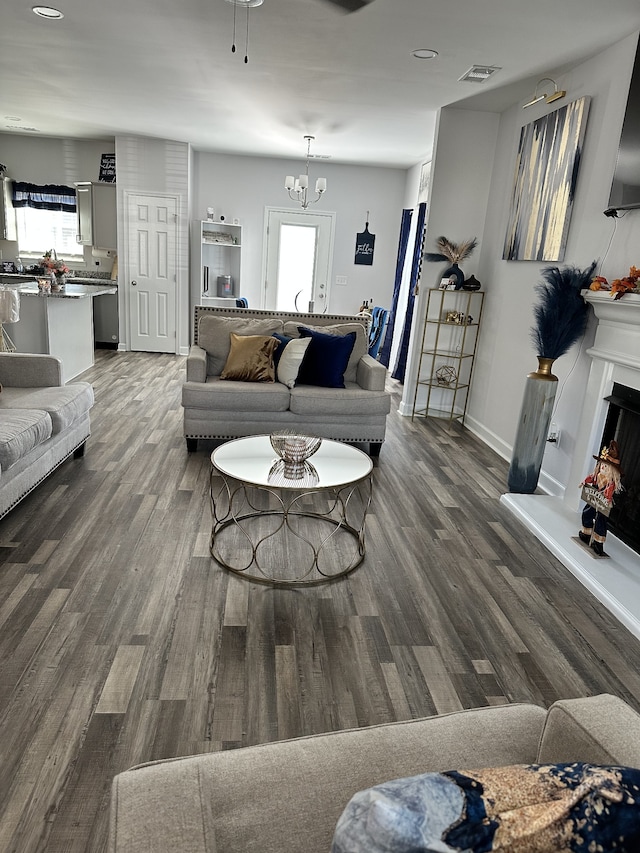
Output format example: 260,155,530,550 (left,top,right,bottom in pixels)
12,182,77,212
